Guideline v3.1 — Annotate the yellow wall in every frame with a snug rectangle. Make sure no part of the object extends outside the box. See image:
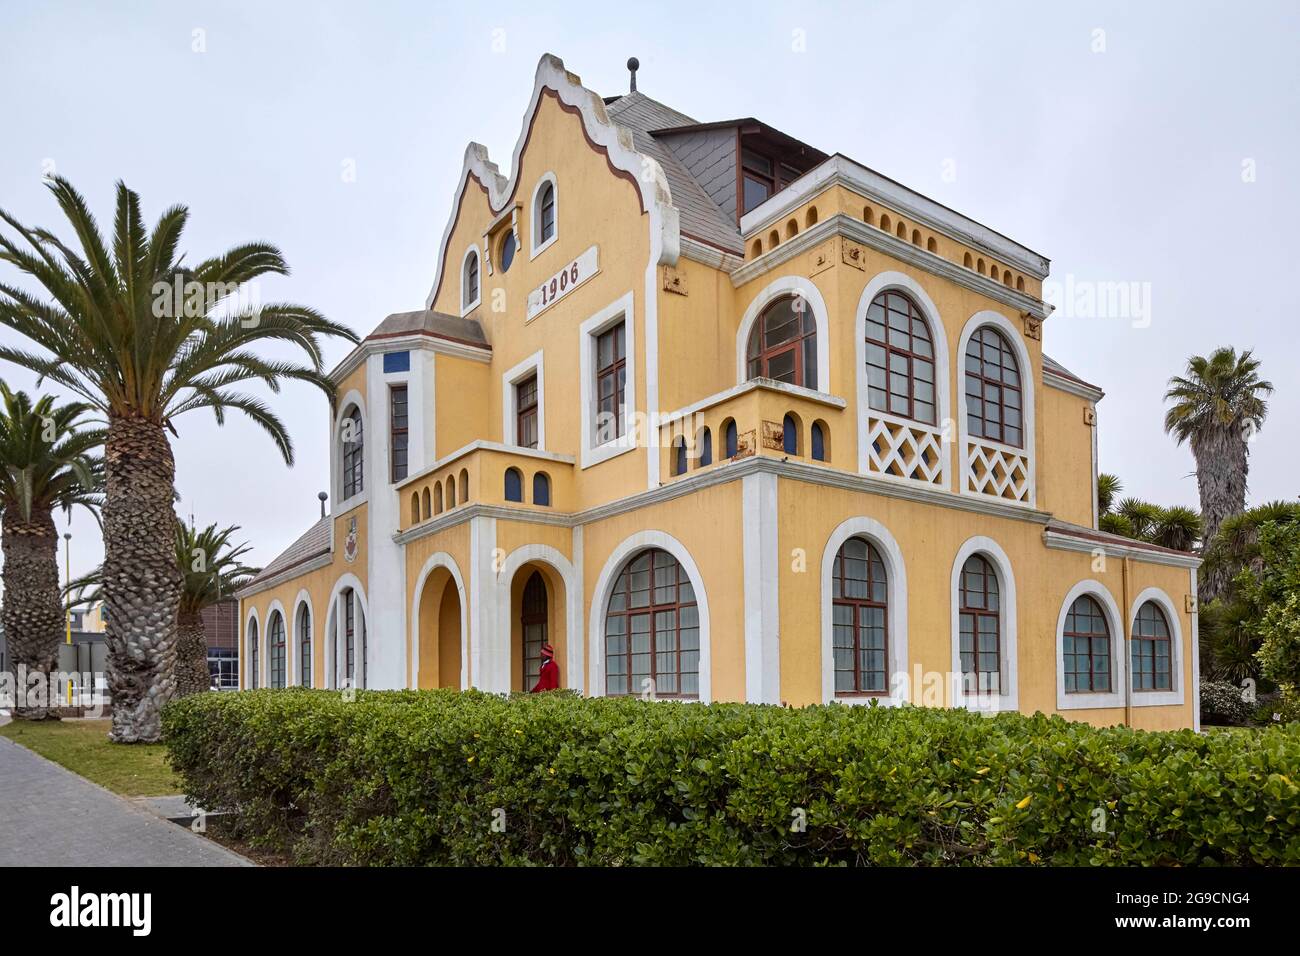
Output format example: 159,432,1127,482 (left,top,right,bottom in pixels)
1041,386,1096,526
